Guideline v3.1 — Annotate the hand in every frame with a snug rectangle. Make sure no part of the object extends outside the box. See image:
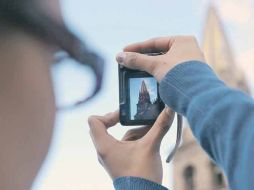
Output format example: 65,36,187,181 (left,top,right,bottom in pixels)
88,108,175,184
116,36,205,82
